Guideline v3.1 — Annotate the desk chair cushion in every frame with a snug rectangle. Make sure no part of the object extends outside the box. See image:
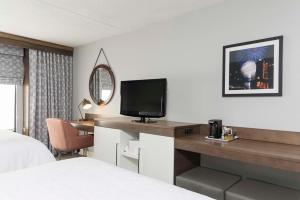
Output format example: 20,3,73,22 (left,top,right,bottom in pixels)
225,179,300,200
46,118,94,152
176,167,240,200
